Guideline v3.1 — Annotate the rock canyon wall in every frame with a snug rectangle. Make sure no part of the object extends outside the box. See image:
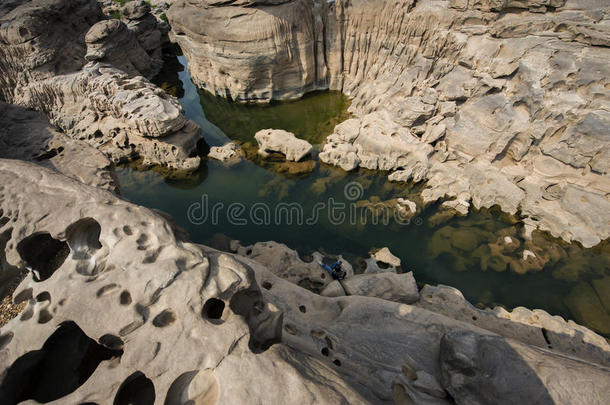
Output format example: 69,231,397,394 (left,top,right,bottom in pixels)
168,0,610,247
